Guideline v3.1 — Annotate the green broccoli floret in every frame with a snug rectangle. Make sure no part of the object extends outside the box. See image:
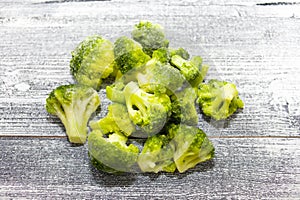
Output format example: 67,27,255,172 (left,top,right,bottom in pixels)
136,60,186,94
170,55,209,87
46,84,100,144
167,124,214,173
169,47,190,60
106,81,126,104
138,134,176,173
124,81,172,136
170,87,198,126
132,21,169,56
151,48,171,64
70,35,114,90
197,79,244,120
151,47,190,64
89,103,136,137
114,36,150,74
88,130,140,173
